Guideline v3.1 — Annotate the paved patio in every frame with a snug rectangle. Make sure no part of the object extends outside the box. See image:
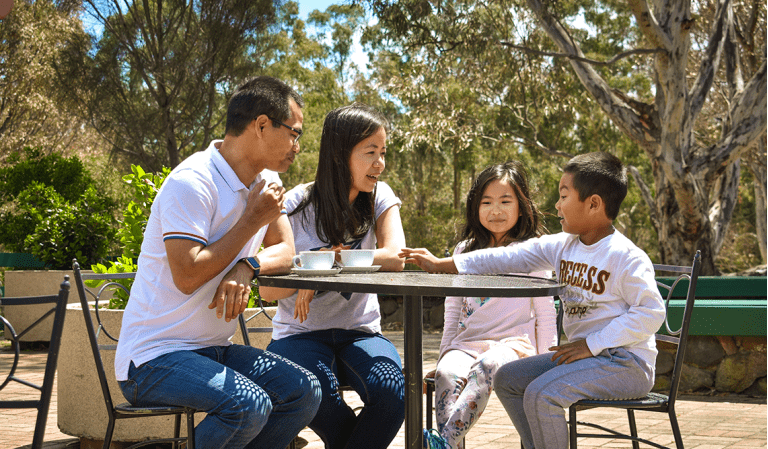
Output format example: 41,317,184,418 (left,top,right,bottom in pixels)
1,331,766,449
